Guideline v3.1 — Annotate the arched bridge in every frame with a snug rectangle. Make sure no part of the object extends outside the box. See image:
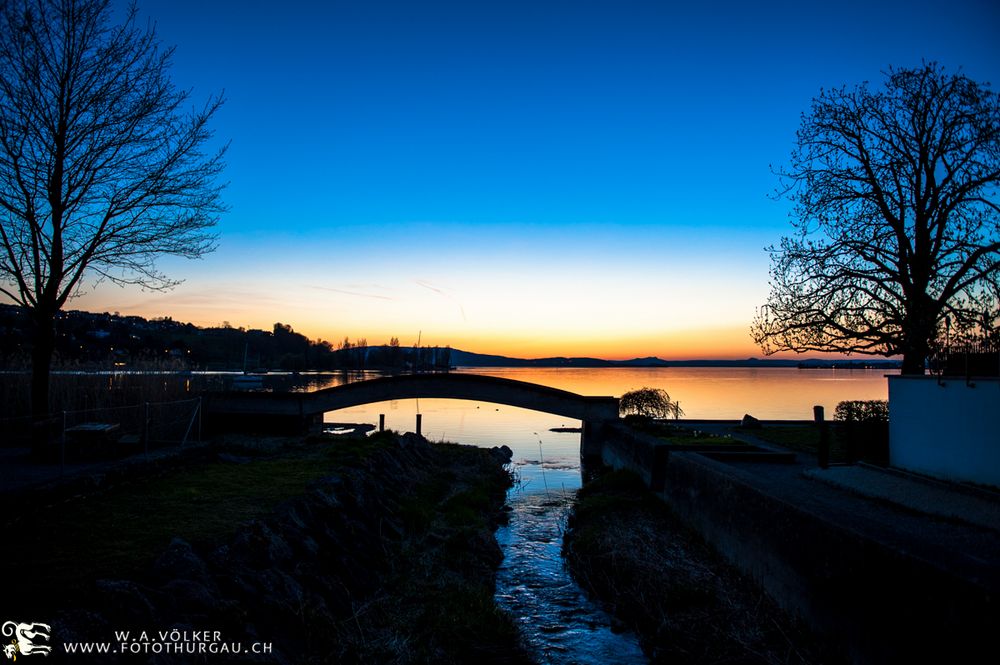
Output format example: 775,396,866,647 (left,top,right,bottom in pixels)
204,373,619,454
